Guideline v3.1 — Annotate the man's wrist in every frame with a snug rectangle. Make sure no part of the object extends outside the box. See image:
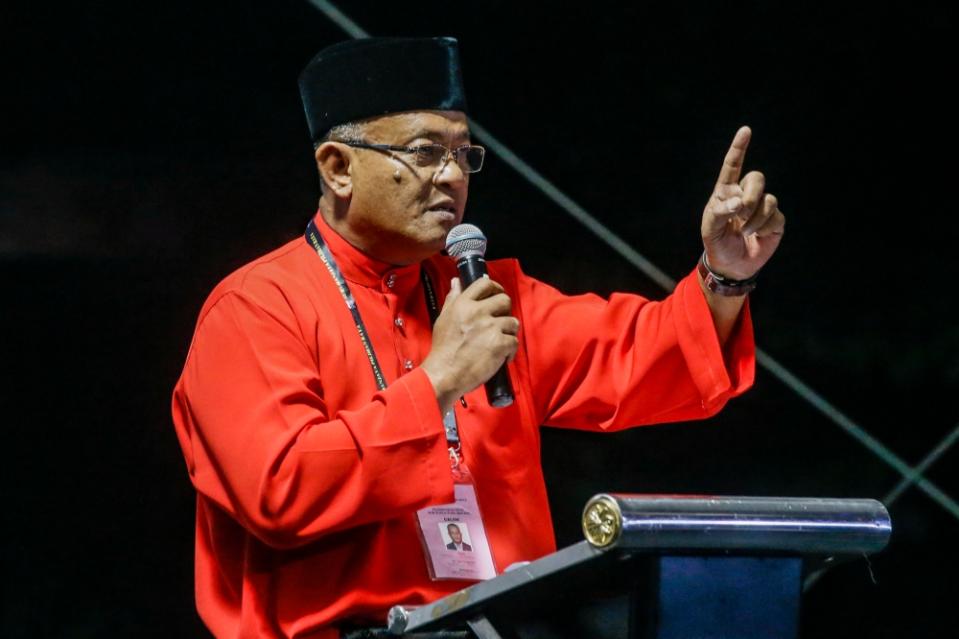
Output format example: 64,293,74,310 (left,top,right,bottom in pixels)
696,263,748,347
420,360,458,414
698,252,757,297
